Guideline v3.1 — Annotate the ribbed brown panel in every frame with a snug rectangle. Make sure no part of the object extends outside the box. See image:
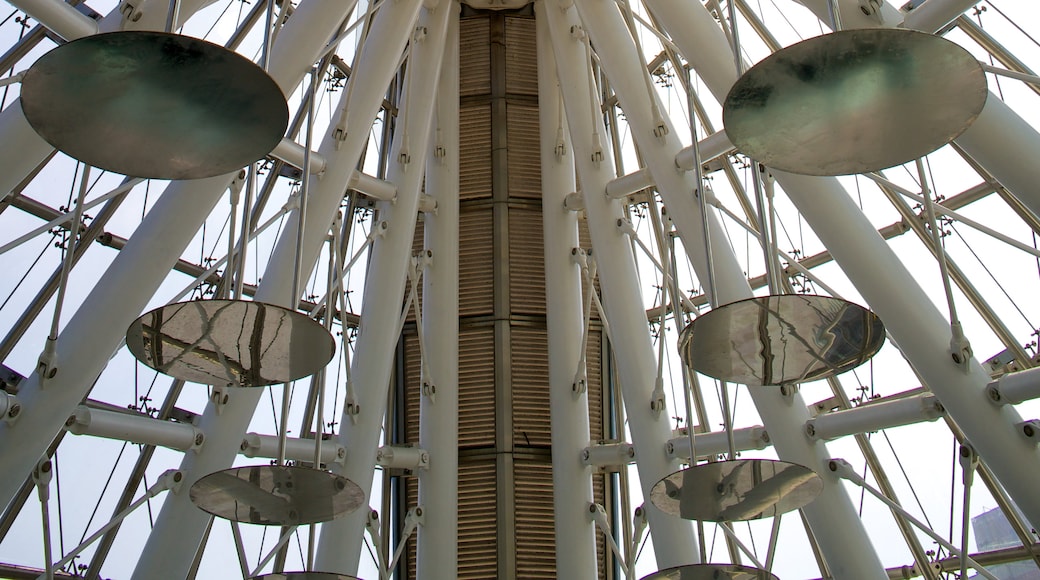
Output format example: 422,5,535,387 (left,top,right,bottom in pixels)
586,328,605,442
404,333,421,444
504,17,537,96
460,104,492,201
506,103,542,200
460,18,490,97
593,473,609,580
514,459,556,577
459,324,496,447
511,324,550,447
459,459,498,578
507,207,546,315
459,208,494,317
